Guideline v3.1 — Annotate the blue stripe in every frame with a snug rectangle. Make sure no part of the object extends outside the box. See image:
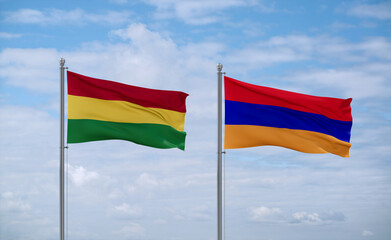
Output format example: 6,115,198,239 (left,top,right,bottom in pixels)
225,100,352,142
